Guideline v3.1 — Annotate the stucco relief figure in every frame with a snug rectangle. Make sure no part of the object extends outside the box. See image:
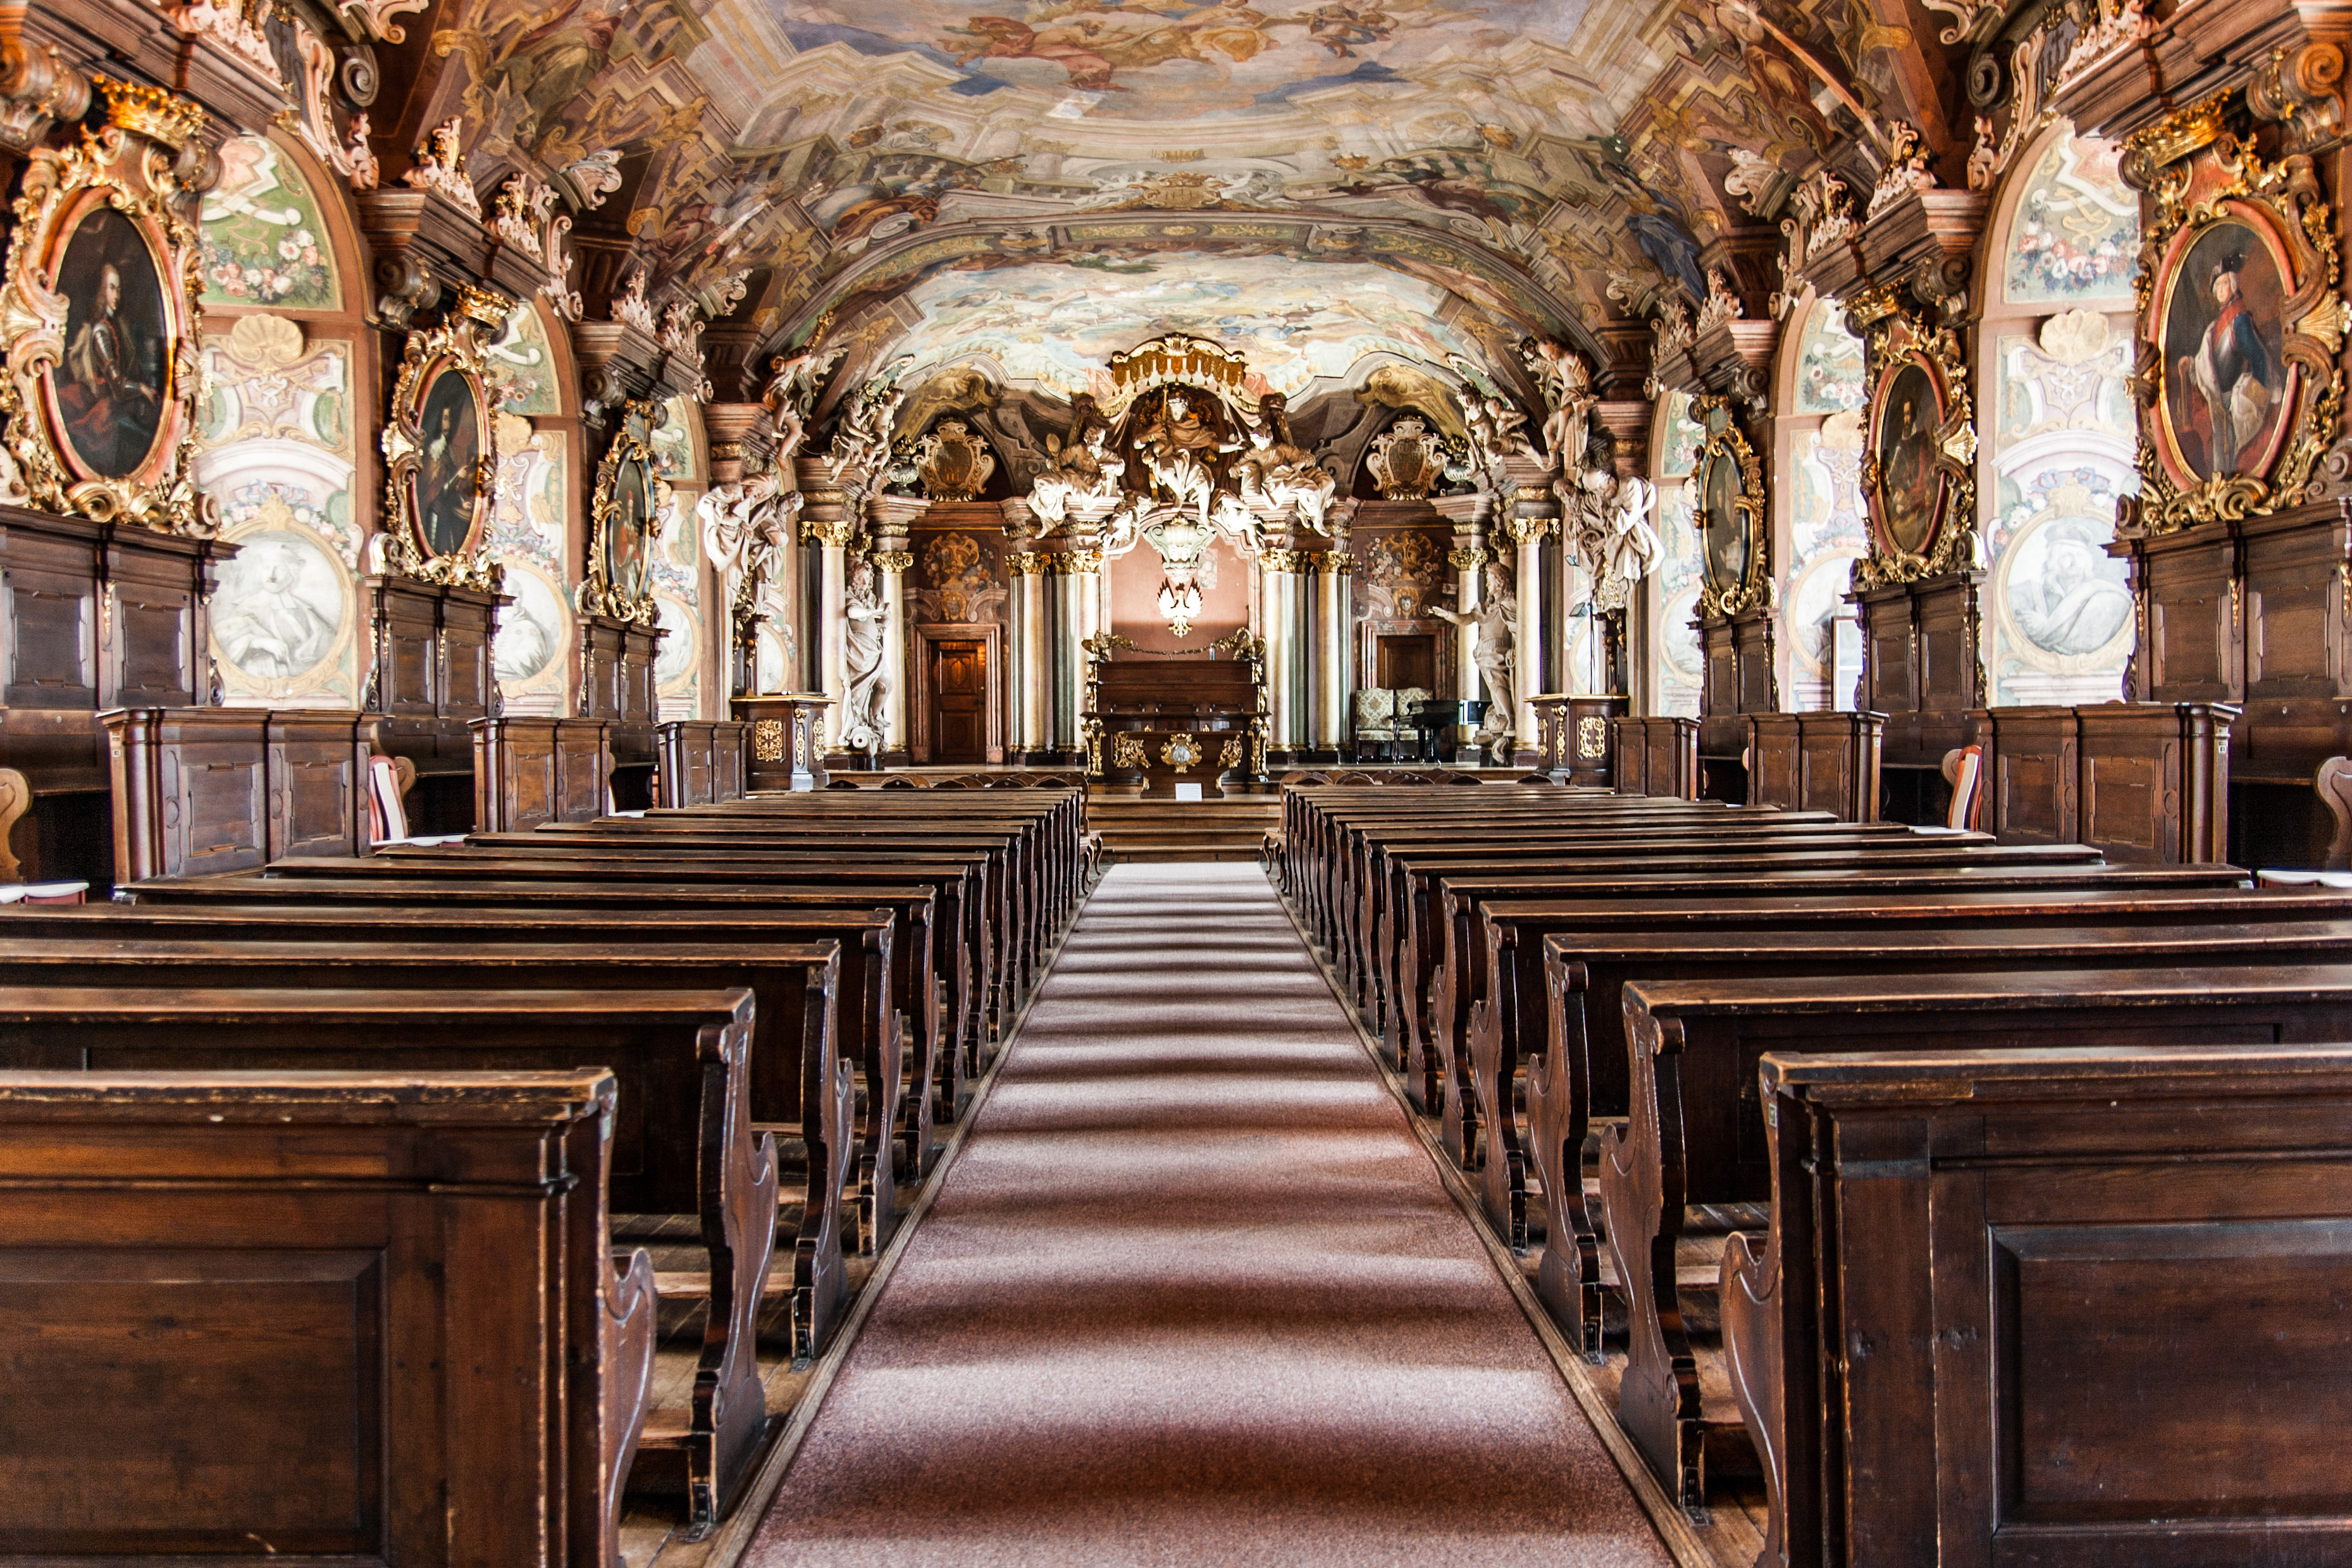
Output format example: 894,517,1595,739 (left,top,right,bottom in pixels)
1135,389,1240,529
698,468,793,618
1233,390,1339,534
841,553,891,755
825,378,907,486
1520,337,1594,474
1432,561,1520,763
1030,392,1125,529
1456,385,1532,488
1559,430,1660,612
